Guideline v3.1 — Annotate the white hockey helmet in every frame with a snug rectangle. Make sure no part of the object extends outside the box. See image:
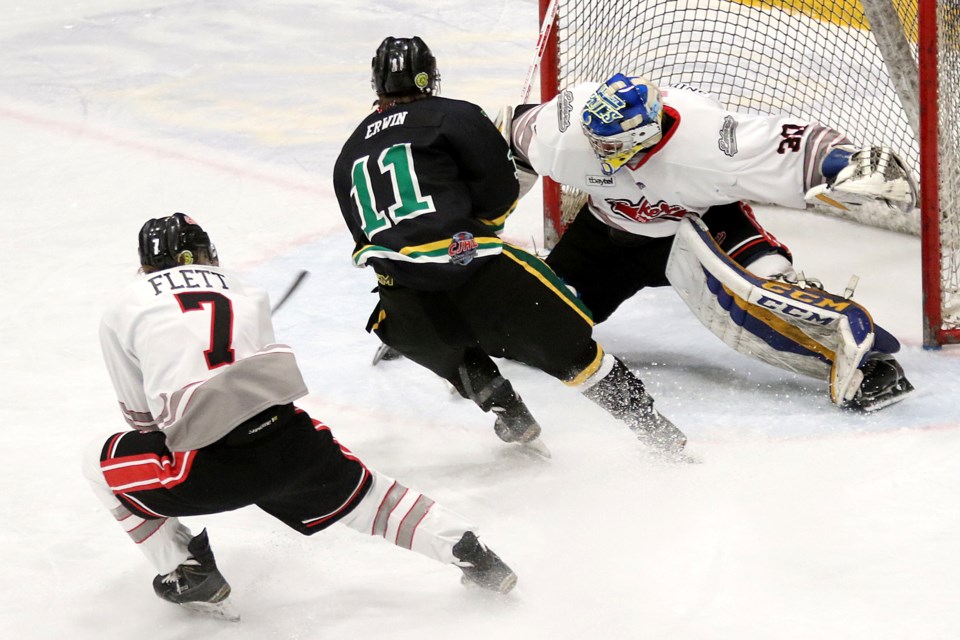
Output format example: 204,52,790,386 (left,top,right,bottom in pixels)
580,74,664,175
